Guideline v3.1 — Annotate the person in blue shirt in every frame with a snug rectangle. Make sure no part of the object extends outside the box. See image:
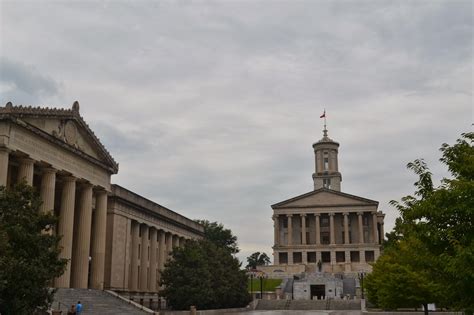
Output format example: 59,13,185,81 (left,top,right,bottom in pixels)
76,301,83,314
